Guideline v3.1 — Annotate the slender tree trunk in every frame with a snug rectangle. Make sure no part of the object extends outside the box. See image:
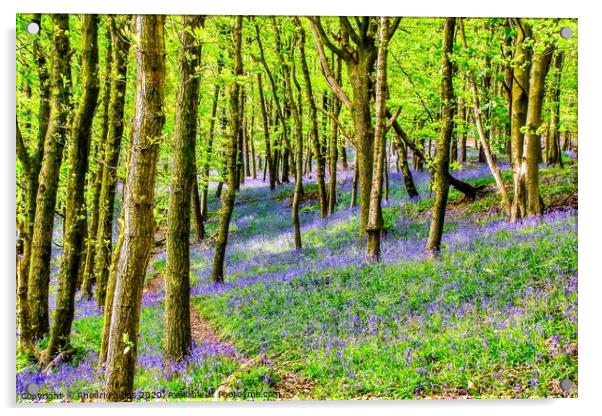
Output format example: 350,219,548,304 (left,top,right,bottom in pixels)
235,87,245,190
547,50,564,167
103,15,166,400
164,15,205,362
82,19,113,299
212,17,243,284
293,18,327,218
274,17,304,249
27,14,73,340
459,20,512,217
46,14,100,361
425,17,456,255
327,57,342,215
257,73,276,190
397,140,419,198
350,164,358,208
201,83,220,218
254,19,291,184
191,163,205,242
94,16,131,308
